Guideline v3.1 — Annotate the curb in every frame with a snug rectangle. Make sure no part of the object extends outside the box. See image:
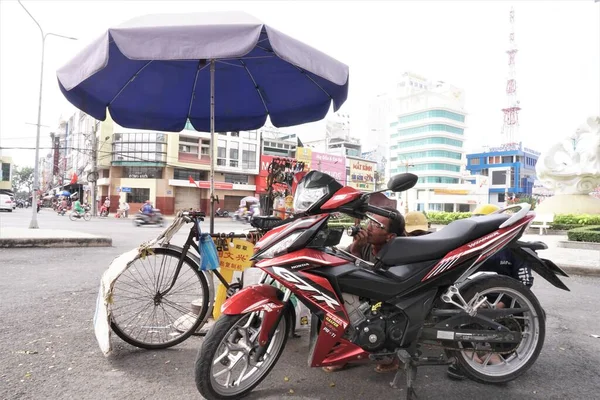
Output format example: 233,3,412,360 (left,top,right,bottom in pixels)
0,237,112,248
557,240,600,251
557,264,600,278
